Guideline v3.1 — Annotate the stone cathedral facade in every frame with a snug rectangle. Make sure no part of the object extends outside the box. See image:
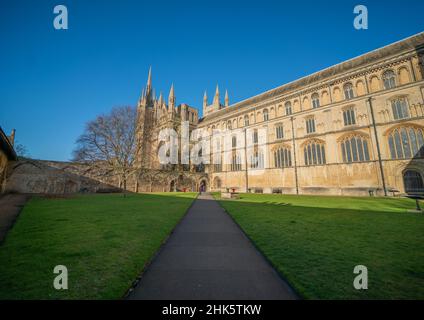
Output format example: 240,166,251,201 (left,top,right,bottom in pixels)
136,32,424,196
